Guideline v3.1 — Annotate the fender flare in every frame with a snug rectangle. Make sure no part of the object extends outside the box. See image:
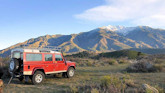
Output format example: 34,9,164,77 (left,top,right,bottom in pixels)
67,65,75,71
32,67,45,75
